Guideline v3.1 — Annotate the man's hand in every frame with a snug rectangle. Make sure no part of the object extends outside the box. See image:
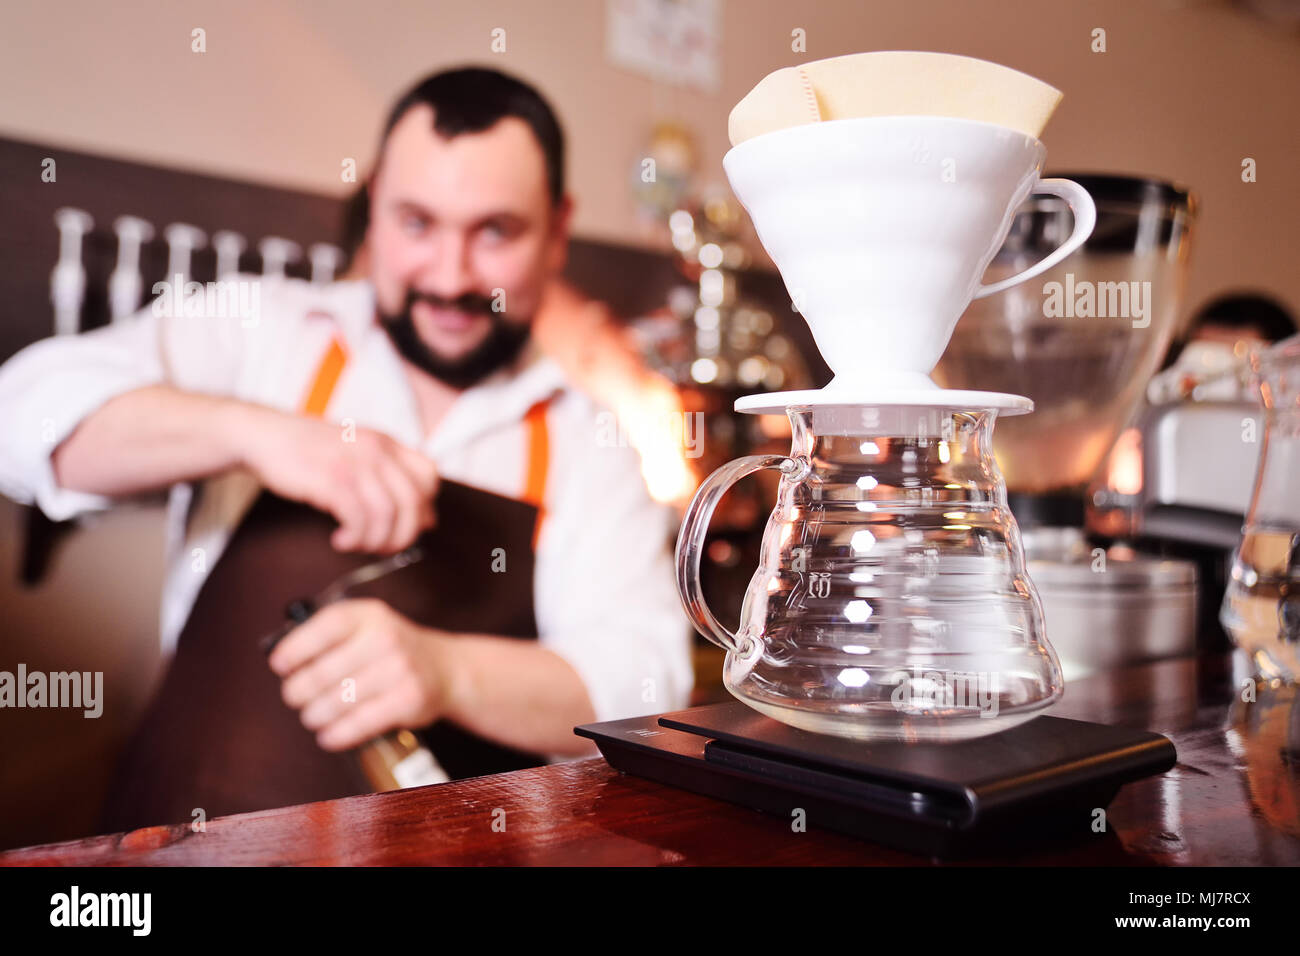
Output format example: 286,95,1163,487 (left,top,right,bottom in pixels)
268,598,460,752
238,406,438,553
